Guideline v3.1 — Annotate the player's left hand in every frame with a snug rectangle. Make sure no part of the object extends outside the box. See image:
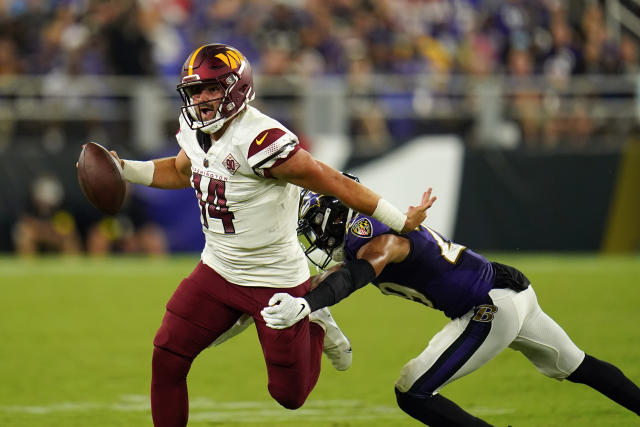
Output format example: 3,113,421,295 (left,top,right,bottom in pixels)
402,187,437,232
261,293,311,329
